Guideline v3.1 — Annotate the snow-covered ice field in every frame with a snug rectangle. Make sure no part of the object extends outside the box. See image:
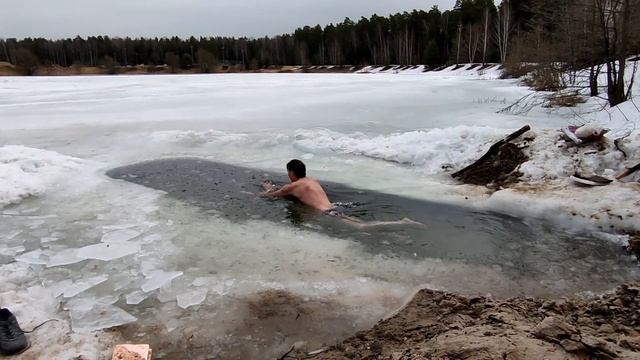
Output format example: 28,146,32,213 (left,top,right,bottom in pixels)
1,69,639,359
